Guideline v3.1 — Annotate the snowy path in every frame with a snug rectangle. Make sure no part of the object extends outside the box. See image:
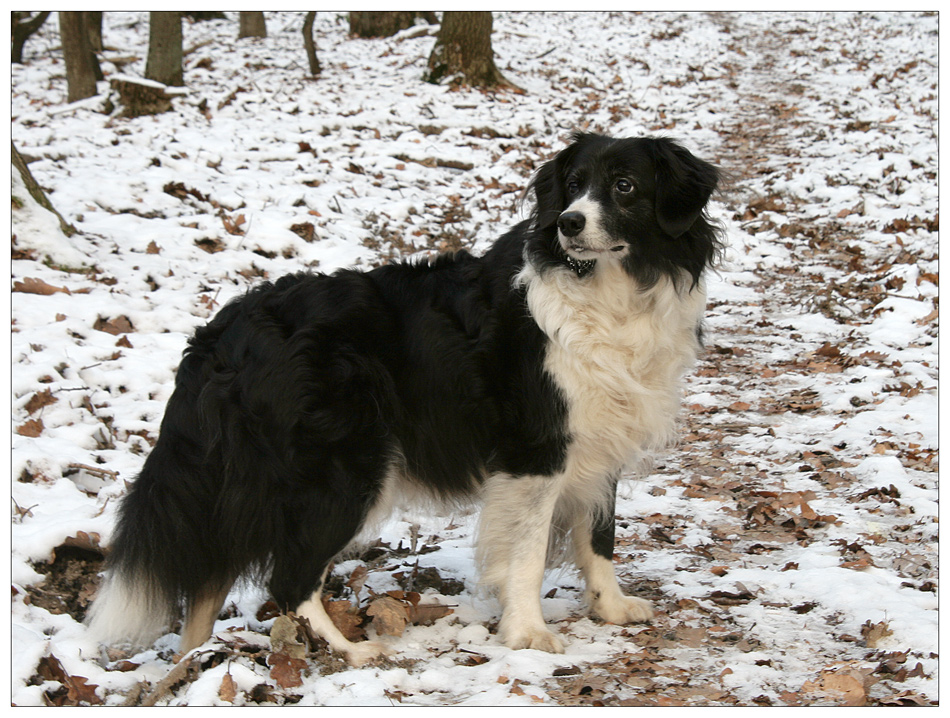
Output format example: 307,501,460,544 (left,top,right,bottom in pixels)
546,12,939,706
609,13,939,706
